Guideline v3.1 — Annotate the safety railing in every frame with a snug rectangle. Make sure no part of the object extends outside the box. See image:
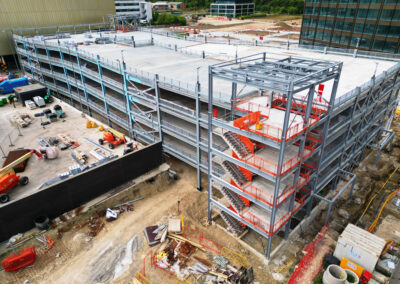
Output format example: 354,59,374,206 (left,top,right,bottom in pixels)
216,125,314,176
233,98,271,118
236,171,310,208
232,111,310,143
238,197,304,236
272,93,328,118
